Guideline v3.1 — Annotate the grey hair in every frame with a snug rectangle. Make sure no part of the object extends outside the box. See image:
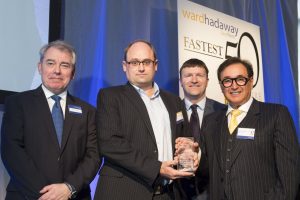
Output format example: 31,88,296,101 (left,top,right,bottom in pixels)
39,40,76,66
